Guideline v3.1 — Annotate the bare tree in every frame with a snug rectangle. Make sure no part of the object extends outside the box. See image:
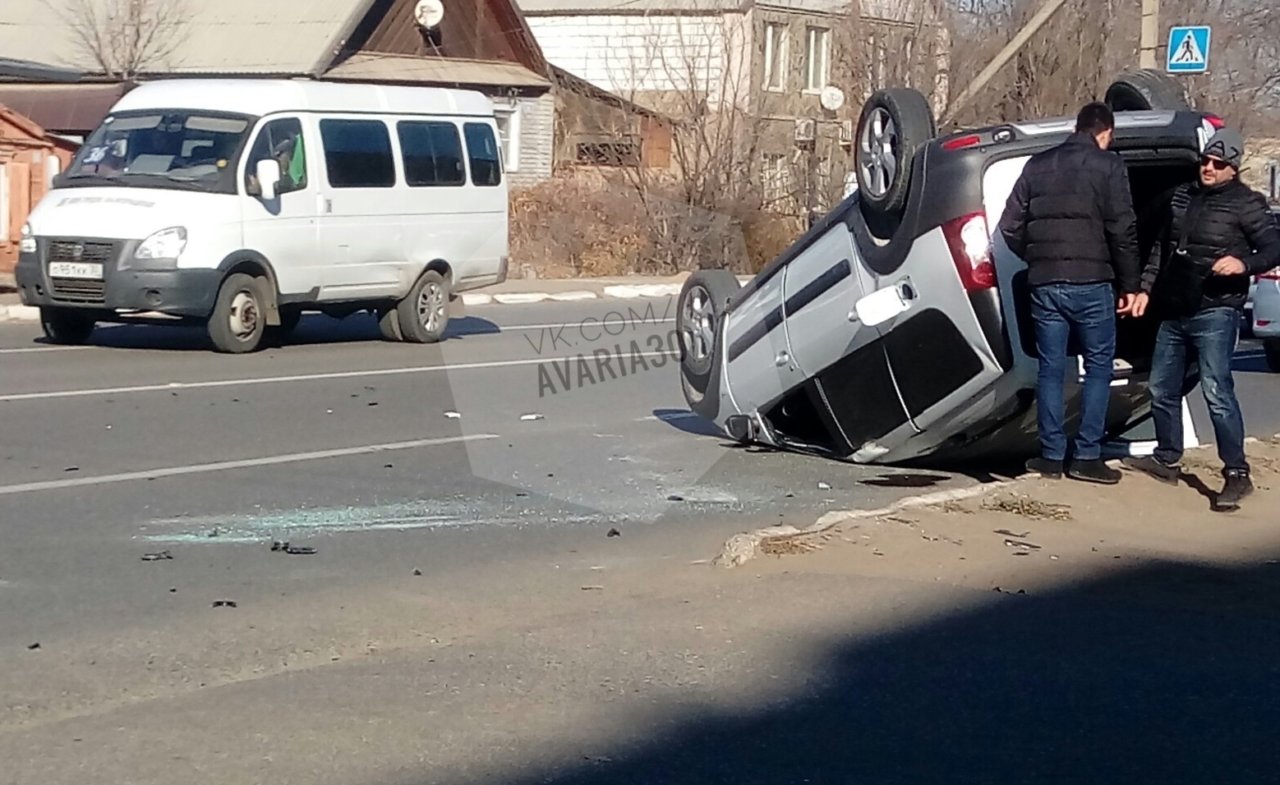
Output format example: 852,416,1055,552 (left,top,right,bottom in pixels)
53,0,193,79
